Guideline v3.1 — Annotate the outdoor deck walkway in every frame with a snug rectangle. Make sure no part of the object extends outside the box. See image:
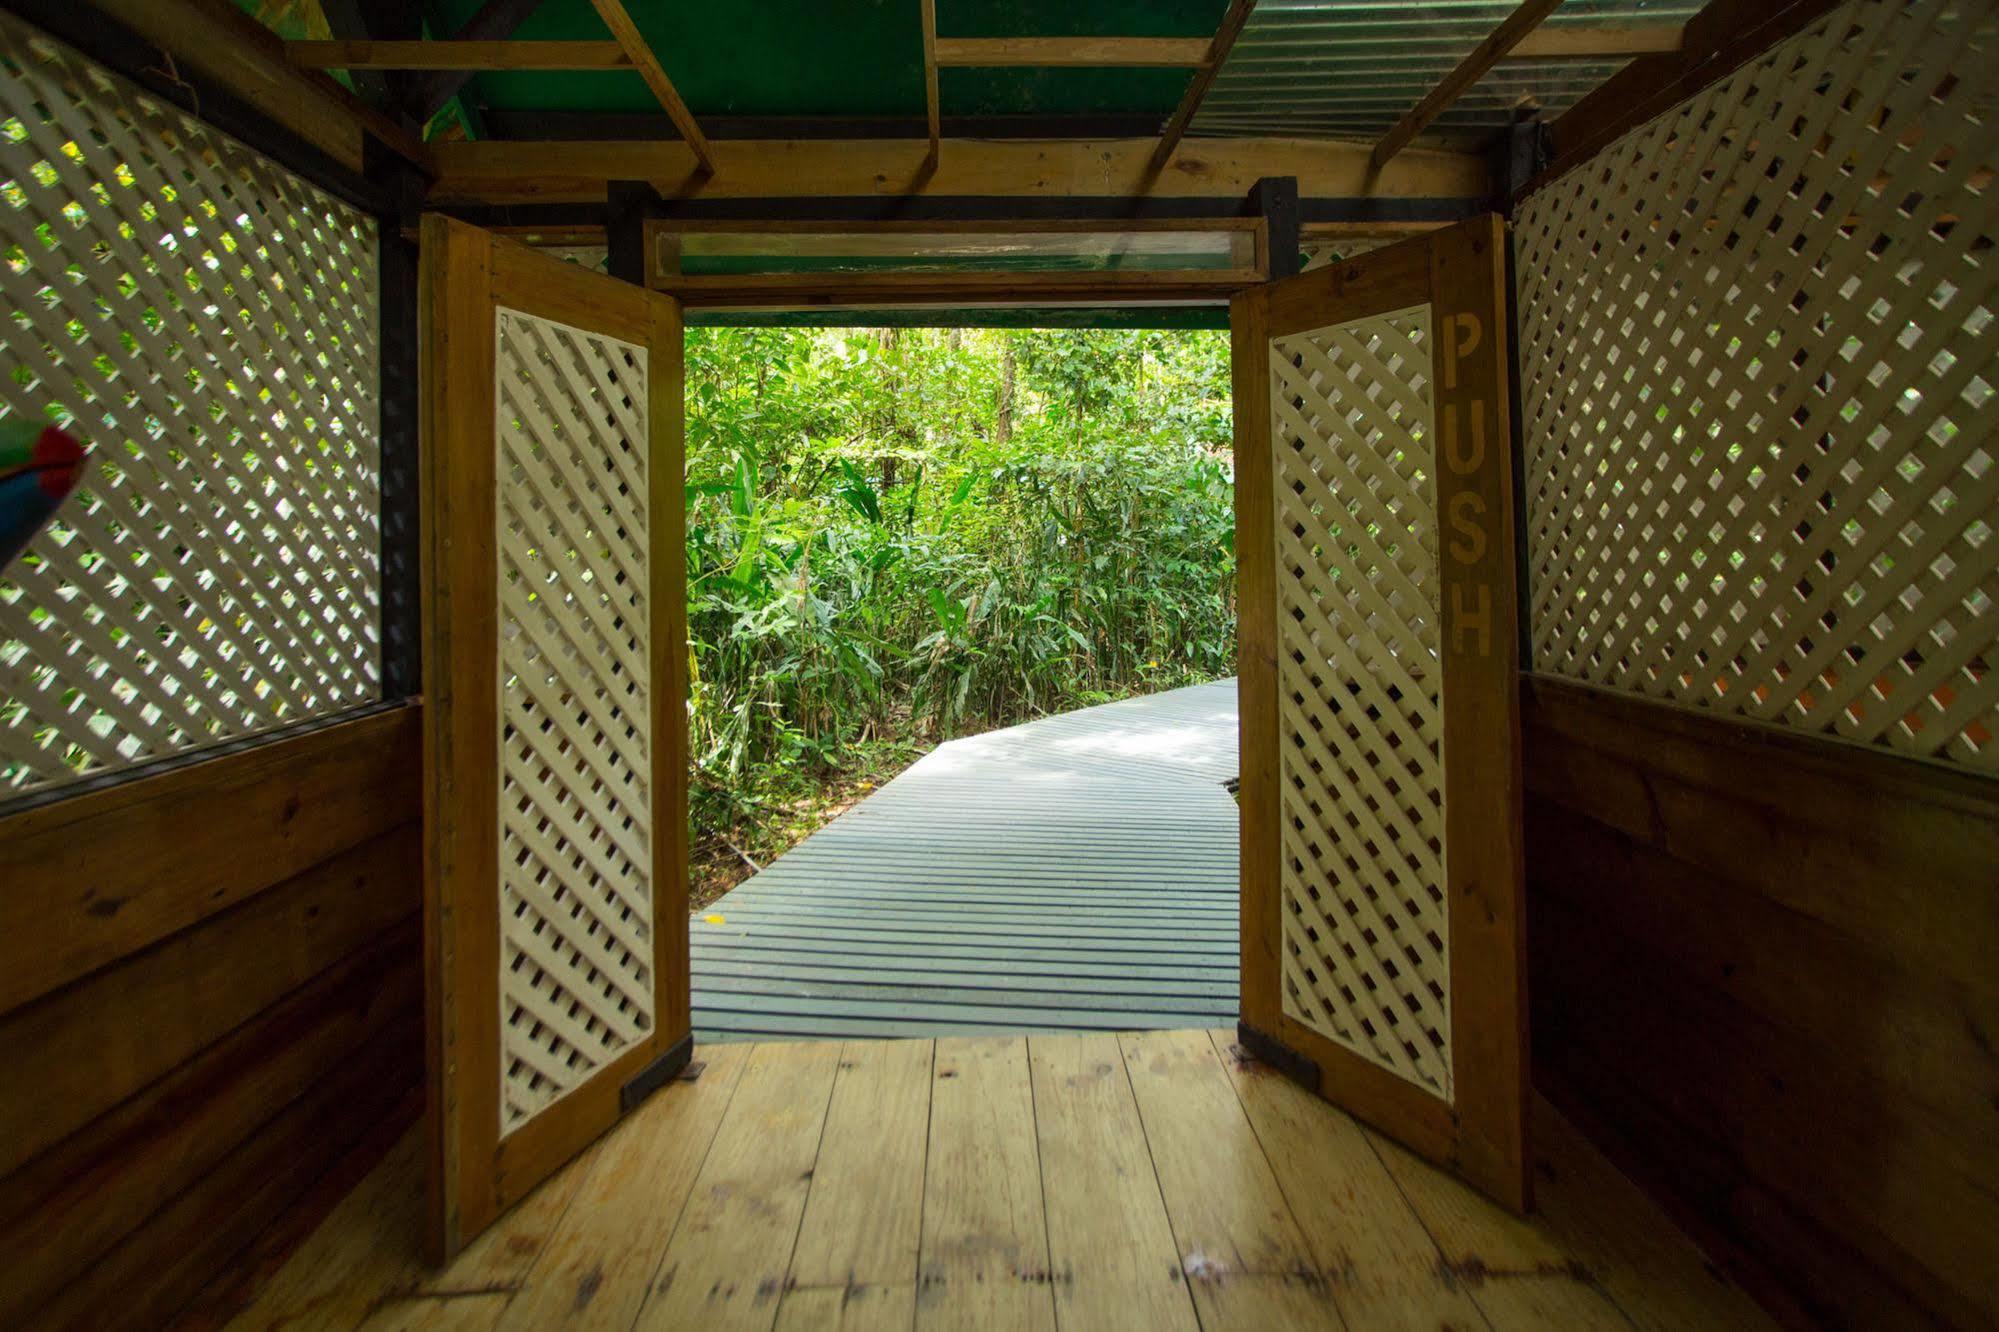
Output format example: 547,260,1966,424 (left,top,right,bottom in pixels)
692,680,1241,1041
